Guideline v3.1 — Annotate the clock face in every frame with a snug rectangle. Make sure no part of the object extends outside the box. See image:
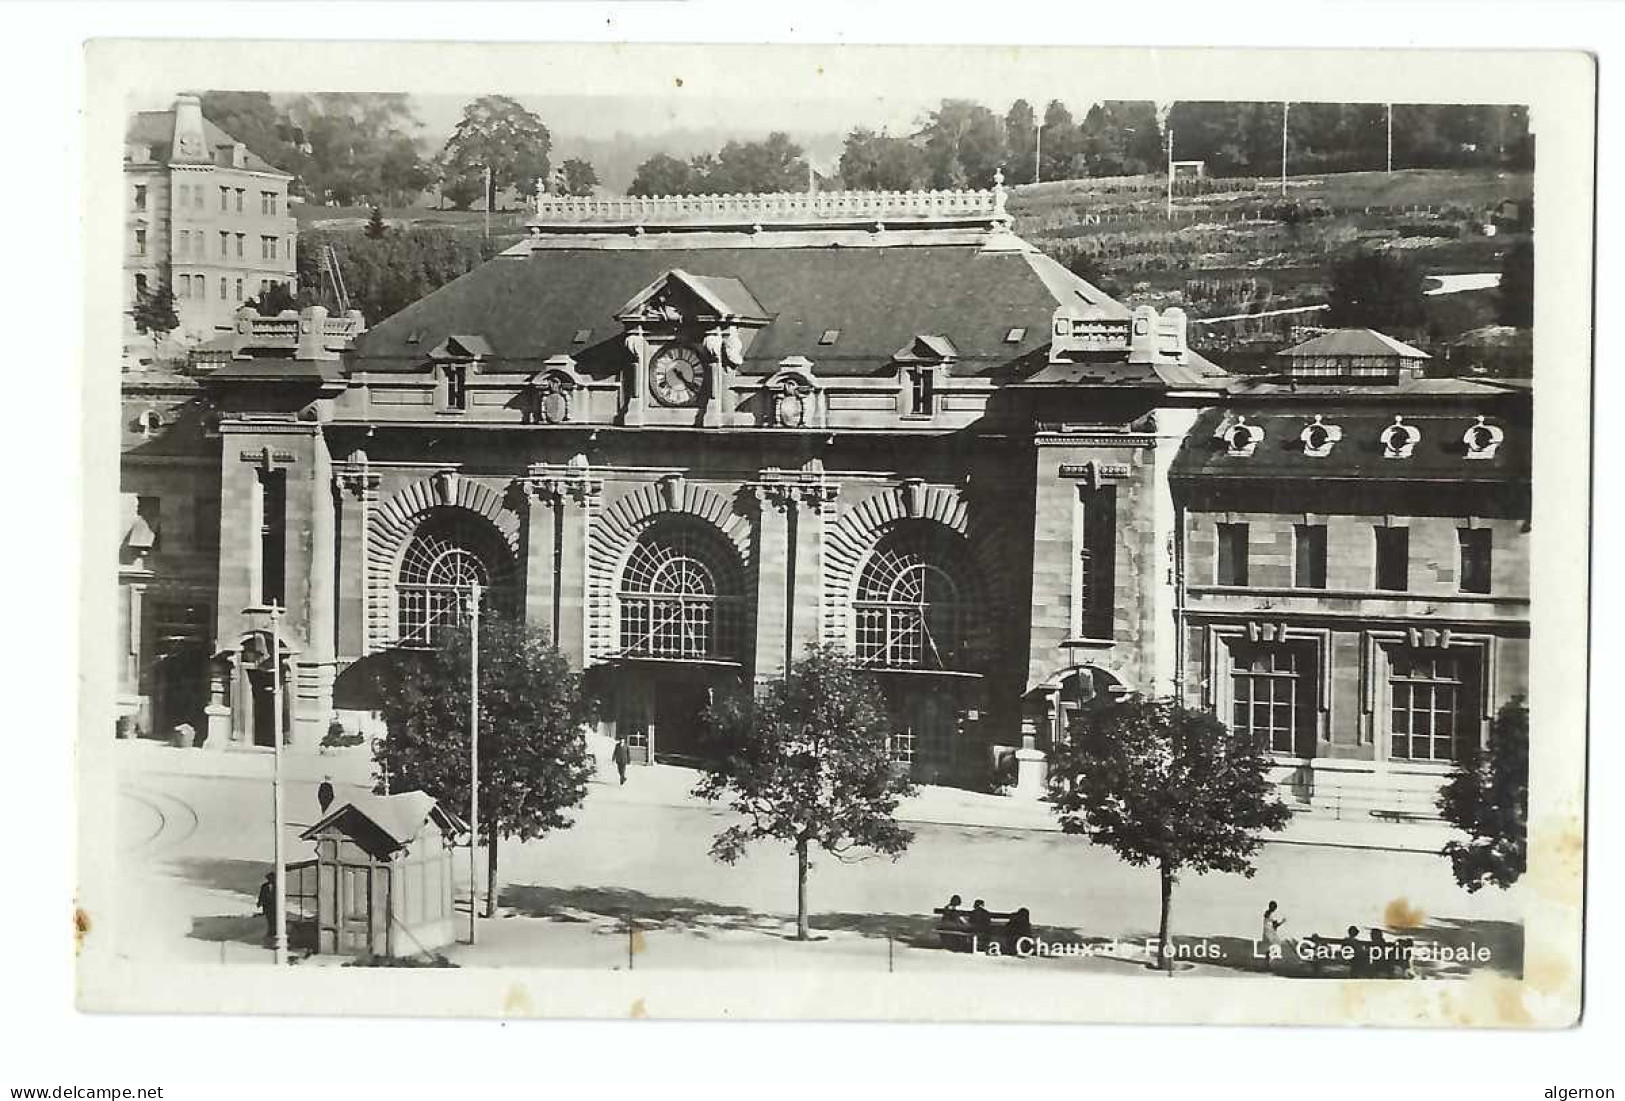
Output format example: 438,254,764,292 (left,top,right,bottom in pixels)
650,344,705,407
